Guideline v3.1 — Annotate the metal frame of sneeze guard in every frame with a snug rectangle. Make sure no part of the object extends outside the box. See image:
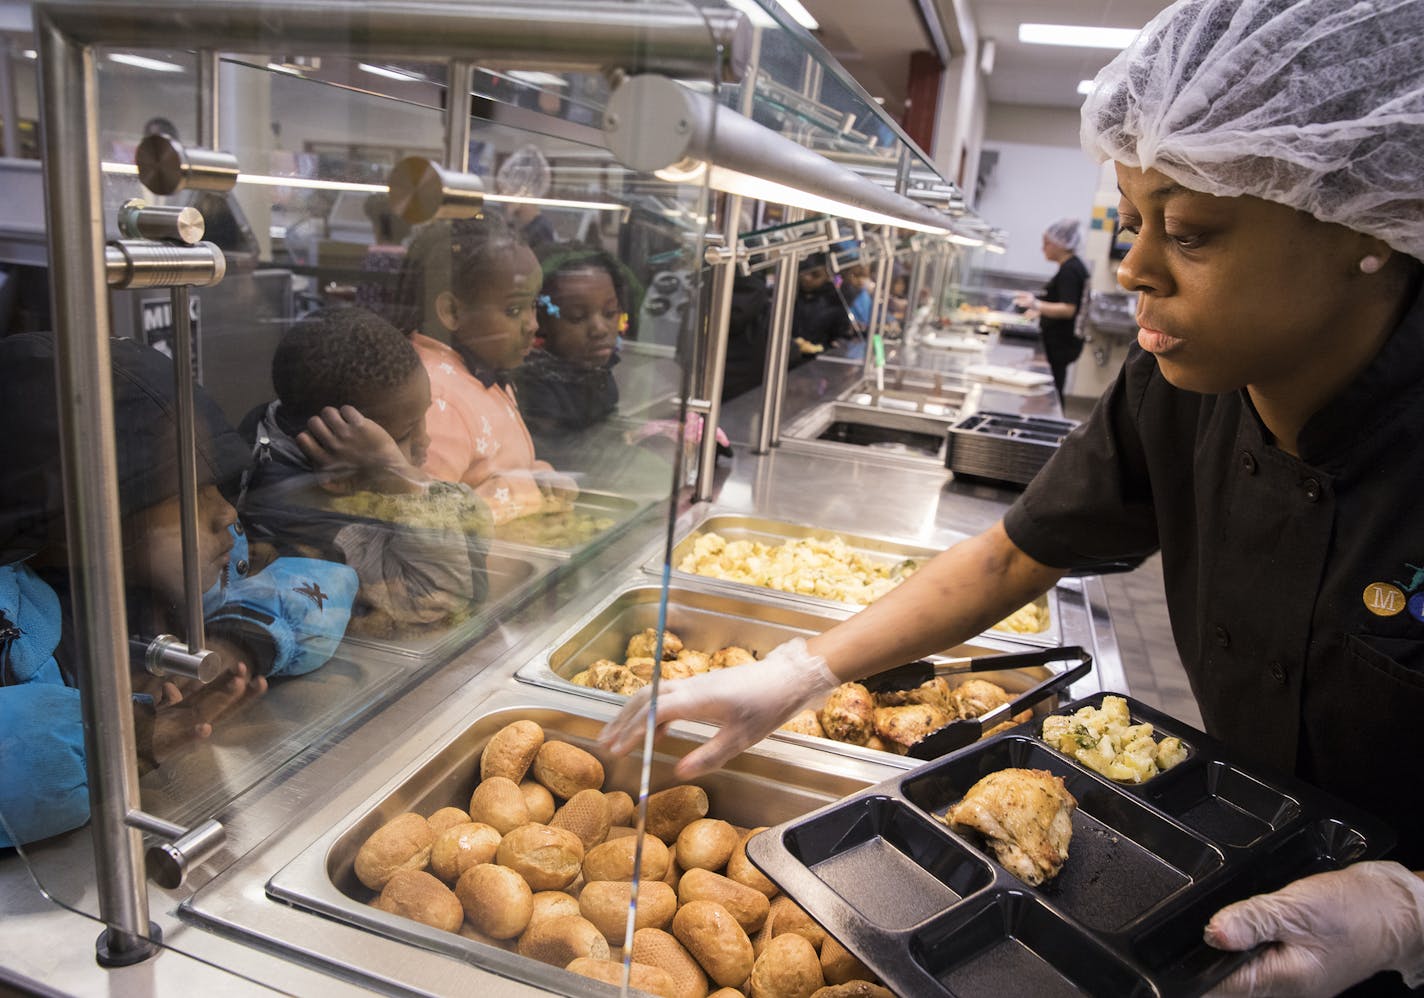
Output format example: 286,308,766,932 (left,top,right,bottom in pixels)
33,0,740,967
